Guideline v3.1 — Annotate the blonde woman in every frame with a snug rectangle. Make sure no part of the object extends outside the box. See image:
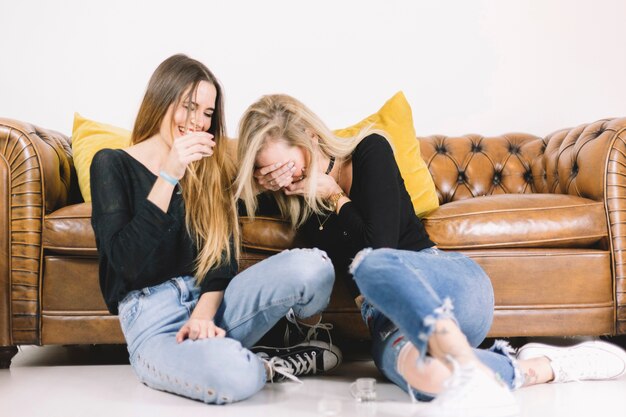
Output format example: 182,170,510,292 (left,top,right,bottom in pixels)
90,56,340,404
235,94,626,416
